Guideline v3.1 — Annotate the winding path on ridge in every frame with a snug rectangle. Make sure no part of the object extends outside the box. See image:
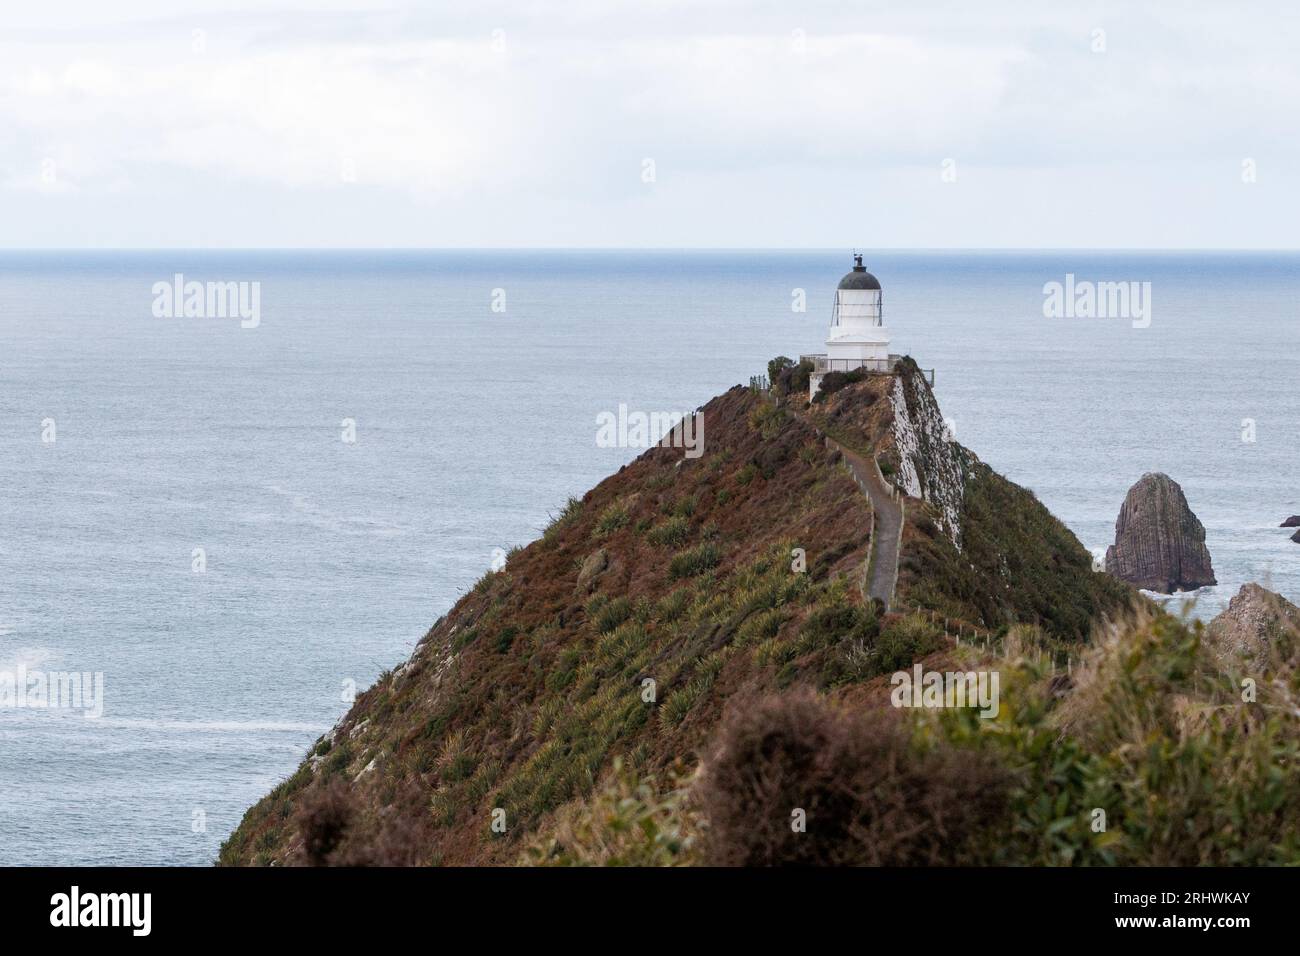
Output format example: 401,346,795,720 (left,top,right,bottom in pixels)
828,439,903,611
786,398,905,610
